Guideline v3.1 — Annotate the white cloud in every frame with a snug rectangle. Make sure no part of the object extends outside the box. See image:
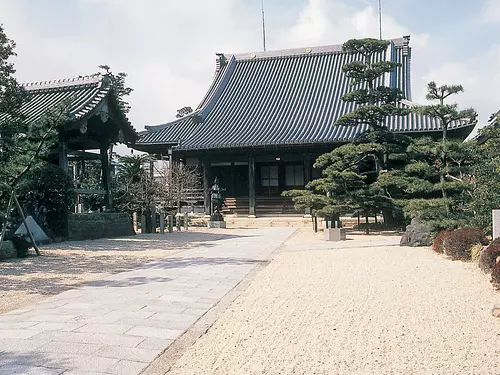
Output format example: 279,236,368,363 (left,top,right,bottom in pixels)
482,0,500,24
